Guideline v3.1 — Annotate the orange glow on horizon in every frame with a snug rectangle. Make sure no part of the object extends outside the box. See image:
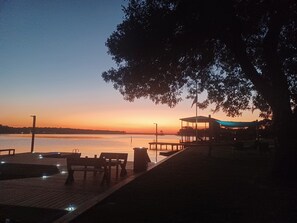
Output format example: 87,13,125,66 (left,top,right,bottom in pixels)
1,96,262,135
1,108,261,135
